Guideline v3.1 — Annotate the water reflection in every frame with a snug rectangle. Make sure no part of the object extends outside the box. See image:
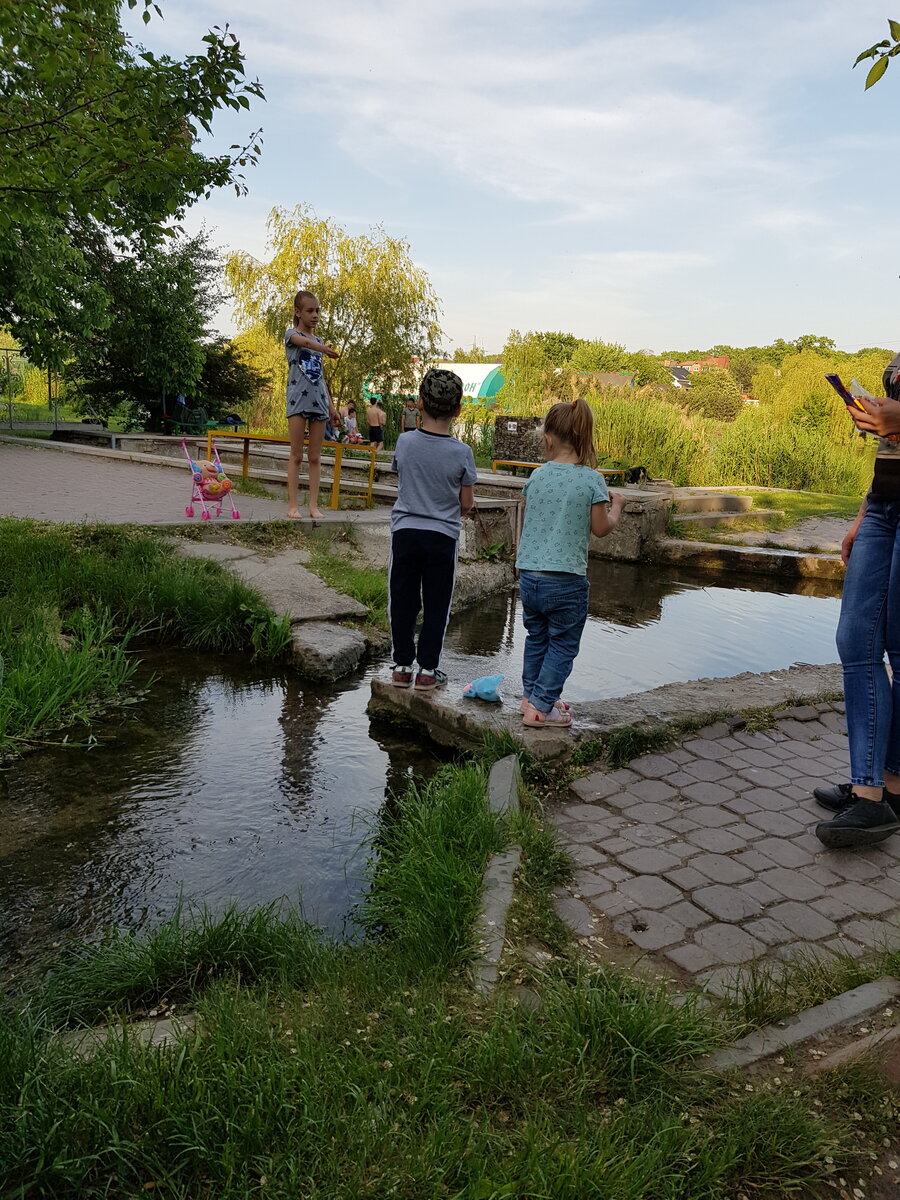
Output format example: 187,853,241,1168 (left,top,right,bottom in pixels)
443,560,842,703
0,653,446,985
